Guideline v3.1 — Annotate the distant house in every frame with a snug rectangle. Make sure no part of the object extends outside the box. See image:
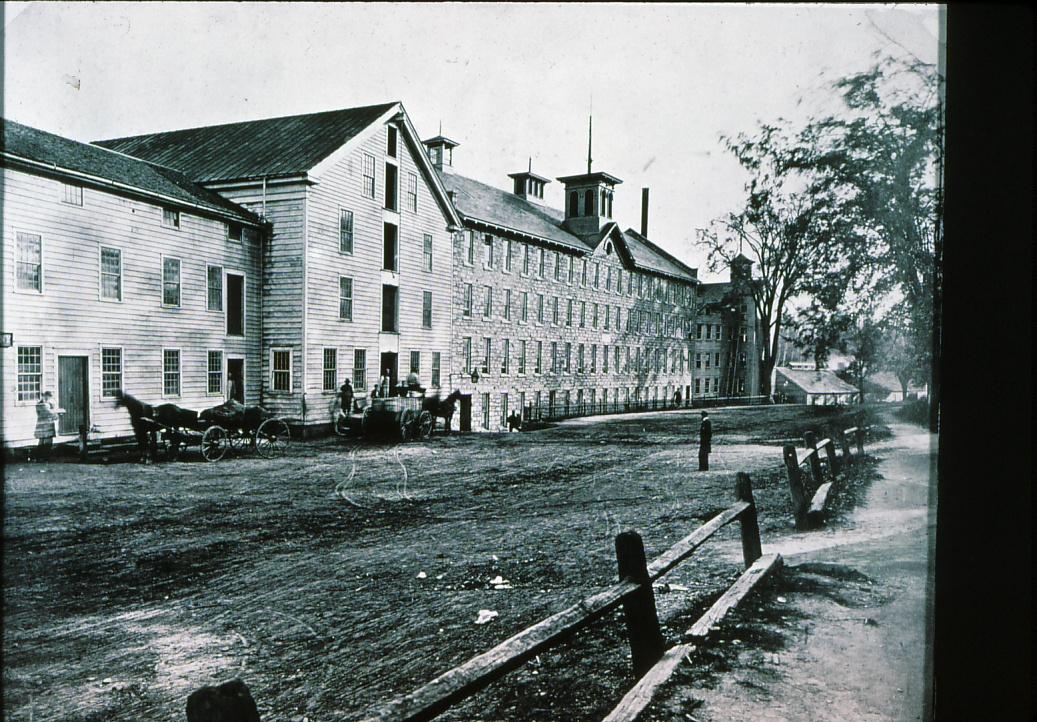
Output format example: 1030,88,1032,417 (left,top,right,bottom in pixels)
864,372,928,403
774,367,860,405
